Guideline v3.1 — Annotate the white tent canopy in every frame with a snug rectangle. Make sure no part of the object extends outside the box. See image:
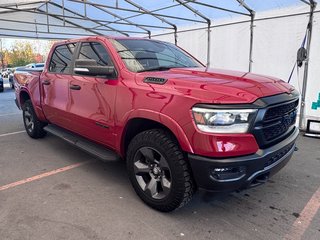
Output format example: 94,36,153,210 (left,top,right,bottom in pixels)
0,1,314,40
